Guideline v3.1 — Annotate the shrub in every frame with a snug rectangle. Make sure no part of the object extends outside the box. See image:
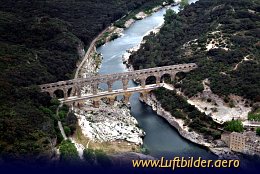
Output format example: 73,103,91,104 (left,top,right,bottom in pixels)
83,148,96,165
59,140,79,162
224,120,243,132
248,112,260,121
64,126,72,136
256,128,260,136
